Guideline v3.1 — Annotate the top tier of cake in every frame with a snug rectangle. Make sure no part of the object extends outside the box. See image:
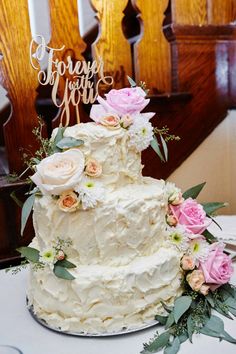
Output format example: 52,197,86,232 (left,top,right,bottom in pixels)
61,122,143,188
